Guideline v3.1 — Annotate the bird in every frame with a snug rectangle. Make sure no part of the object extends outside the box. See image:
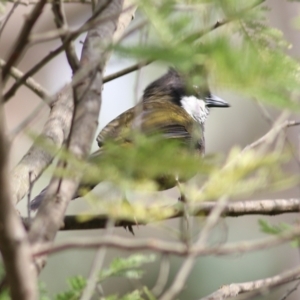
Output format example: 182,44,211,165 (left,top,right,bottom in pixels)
30,68,229,210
